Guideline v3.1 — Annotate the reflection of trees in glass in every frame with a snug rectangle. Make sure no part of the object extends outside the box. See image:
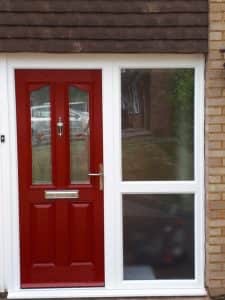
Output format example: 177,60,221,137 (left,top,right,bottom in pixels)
69,86,89,112
121,70,144,114
30,86,50,106
170,69,194,148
